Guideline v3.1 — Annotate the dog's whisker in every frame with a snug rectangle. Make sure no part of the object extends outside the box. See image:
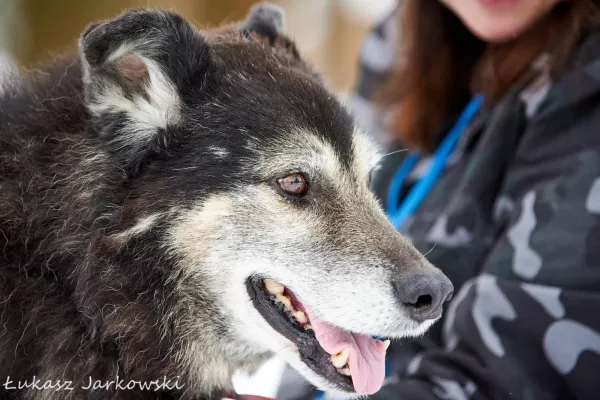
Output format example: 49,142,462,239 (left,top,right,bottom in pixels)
273,343,294,354
380,148,408,159
423,243,437,258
